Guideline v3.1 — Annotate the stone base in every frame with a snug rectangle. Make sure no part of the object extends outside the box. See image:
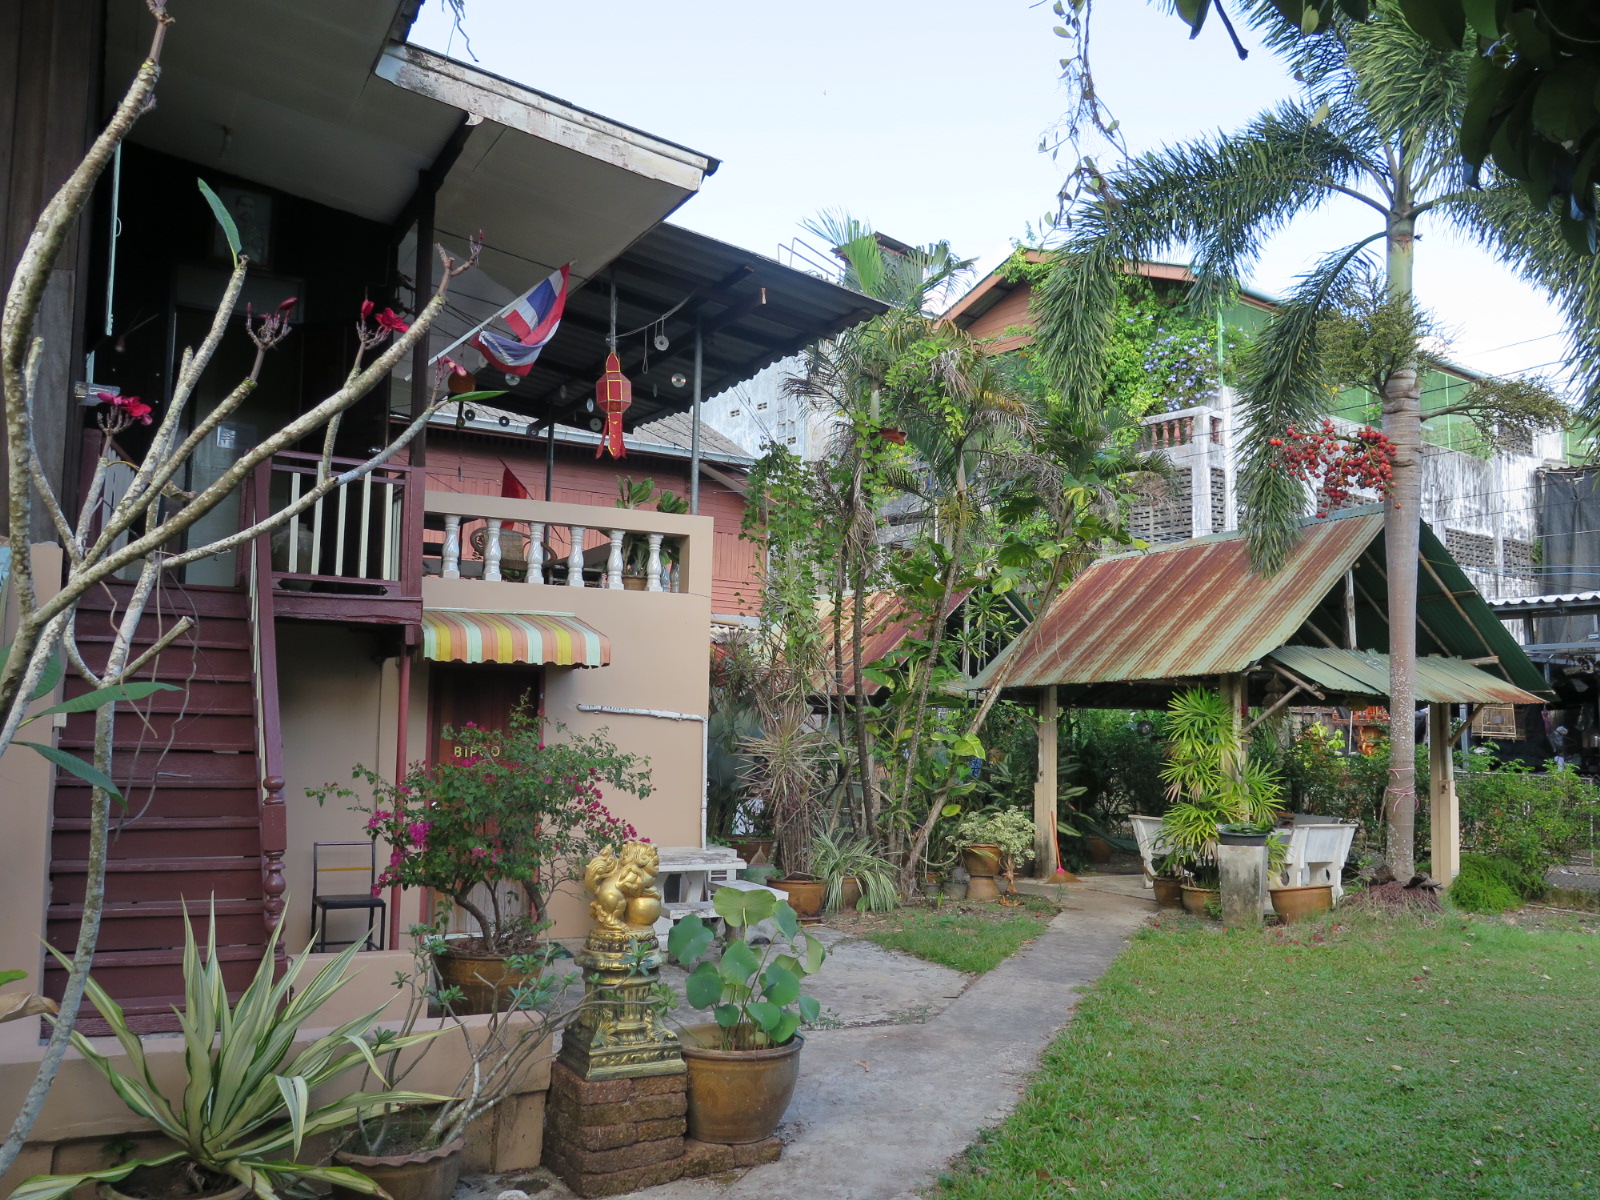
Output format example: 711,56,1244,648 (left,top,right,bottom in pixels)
543,1062,783,1197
